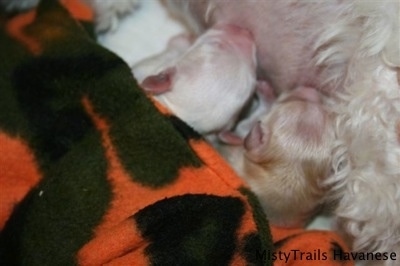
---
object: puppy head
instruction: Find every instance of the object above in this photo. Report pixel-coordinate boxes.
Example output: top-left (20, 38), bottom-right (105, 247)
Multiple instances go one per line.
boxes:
top-left (241, 87), bottom-right (335, 227)
top-left (141, 25), bottom-right (257, 134)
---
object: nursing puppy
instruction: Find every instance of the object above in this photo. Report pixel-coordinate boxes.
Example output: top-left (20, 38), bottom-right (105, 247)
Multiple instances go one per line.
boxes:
top-left (6, 0), bottom-right (399, 260)
top-left (161, 0), bottom-right (358, 94)
top-left (163, 0), bottom-right (400, 260)
top-left (138, 24), bottom-right (258, 135)
top-left (220, 86), bottom-right (335, 228)
top-left (1, 0), bottom-right (258, 137)
top-left (88, 0), bottom-right (400, 260)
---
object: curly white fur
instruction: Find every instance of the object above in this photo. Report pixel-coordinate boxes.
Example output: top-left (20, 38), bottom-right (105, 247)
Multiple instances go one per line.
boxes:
top-left (317, 0), bottom-right (400, 262)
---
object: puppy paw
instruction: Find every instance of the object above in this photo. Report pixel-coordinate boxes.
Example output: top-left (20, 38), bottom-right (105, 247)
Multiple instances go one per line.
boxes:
top-left (85, 0), bottom-right (141, 32)
top-left (0, 0), bottom-right (39, 12)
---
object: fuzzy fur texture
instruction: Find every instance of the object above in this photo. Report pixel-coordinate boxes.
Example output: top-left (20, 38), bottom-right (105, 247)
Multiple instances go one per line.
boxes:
top-left (161, 0), bottom-right (400, 259)
top-left (316, 0), bottom-right (400, 262)
top-left (3, 0), bottom-right (399, 262)
top-left (136, 25), bottom-right (258, 135)
top-left (220, 86), bottom-right (336, 228)
top-left (89, 0), bottom-right (400, 258)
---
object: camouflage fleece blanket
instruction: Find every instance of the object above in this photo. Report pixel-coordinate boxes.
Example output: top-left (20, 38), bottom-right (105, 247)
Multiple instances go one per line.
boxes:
top-left (0, 0), bottom-right (354, 265)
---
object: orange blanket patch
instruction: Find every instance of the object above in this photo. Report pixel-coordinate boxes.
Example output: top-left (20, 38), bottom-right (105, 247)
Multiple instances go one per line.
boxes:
top-left (0, 132), bottom-right (42, 230)
top-left (0, 1), bottom-right (354, 265)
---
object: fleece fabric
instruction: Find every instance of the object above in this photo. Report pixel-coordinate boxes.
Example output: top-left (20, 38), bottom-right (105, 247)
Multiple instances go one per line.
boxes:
top-left (0, 0), bottom-right (354, 265)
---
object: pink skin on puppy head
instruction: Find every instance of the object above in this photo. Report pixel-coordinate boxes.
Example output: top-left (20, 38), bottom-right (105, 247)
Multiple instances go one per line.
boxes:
top-left (139, 24), bottom-right (258, 135)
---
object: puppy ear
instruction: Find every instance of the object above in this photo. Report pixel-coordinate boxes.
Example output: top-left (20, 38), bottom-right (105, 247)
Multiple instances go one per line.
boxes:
top-left (140, 67), bottom-right (176, 94)
top-left (244, 122), bottom-right (271, 162)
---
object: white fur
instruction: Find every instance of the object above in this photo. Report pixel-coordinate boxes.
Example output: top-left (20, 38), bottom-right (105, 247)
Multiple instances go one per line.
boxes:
top-left (97, 0), bottom-right (186, 67)
top-left (220, 87), bottom-right (336, 227)
top-left (144, 26), bottom-right (257, 135)
top-left (316, 0), bottom-right (400, 263)
top-left (159, 0), bottom-right (400, 261)
top-left (11, 0), bottom-right (398, 261)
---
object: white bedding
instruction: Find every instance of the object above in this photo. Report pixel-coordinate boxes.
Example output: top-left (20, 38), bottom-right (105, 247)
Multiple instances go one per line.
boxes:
top-left (97, 0), bottom-right (186, 68)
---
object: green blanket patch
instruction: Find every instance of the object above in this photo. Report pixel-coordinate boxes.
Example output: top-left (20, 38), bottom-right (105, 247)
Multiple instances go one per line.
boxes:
top-left (0, 0), bottom-right (273, 265)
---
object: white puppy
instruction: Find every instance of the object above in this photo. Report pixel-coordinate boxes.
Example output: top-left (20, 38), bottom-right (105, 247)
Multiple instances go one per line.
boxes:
top-left (137, 24), bottom-right (258, 135)
top-left (94, 1), bottom-right (400, 262)
top-left (162, 1), bottom-right (400, 262)
top-left (5, 0), bottom-right (399, 262)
